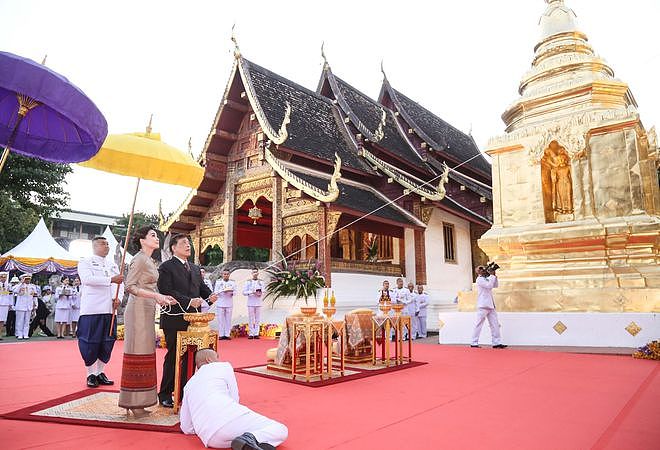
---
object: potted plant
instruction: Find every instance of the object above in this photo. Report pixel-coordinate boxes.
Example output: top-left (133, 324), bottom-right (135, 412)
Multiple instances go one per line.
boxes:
top-left (265, 257), bottom-right (326, 316)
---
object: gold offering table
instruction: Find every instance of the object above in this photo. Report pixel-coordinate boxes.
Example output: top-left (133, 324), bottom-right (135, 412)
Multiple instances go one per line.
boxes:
top-left (267, 307), bottom-right (346, 382)
top-left (173, 313), bottom-right (218, 413)
top-left (371, 302), bottom-right (412, 366)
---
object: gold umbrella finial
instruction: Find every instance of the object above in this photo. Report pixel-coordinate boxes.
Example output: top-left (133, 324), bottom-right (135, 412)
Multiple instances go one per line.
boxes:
top-left (41, 54), bottom-right (48, 65)
top-left (231, 23), bottom-right (241, 58)
top-left (146, 114), bottom-right (153, 135)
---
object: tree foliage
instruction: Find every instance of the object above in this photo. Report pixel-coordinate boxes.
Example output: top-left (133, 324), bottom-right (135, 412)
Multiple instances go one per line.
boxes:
top-left (114, 212), bottom-right (160, 255)
top-left (0, 153), bottom-right (72, 252)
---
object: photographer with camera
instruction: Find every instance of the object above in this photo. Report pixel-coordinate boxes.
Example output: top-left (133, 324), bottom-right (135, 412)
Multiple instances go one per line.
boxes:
top-left (470, 263), bottom-right (507, 349)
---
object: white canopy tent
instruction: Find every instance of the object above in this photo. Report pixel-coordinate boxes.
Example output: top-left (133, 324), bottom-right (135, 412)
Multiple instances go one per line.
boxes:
top-left (0, 218), bottom-right (78, 274)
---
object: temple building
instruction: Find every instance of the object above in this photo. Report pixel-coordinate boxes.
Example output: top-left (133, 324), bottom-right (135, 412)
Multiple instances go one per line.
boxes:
top-left (445, 0), bottom-right (660, 347)
top-left (162, 42), bottom-right (493, 321)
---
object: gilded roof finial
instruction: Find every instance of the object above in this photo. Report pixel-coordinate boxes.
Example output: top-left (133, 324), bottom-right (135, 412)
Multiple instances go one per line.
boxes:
top-left (321, 41), bottom-right (328, 67)
top-left (41, 54), bottom-right (47, 65)
top-left (146, 114), bottom-right (153, 135)
top-left (231, 24), bottom-right (241, 58)
top-left (380, 59), bottom-right (388, 81)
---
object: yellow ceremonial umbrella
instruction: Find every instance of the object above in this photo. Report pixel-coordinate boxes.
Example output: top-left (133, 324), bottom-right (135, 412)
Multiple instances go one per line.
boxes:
top-left (79, 119), bottom-right (204, 331)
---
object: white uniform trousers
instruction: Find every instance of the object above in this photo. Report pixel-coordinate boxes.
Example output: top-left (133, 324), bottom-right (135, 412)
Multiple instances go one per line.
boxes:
top-left (207, 410), bottom-right (288, 449)
top-left (471, 307), bottom-right (501, 346)
top-left (410, 314), bottom-right (420, 339)
top-left (217, 306), bottom-right (233, 338)
top-left (417, 315), bottom-right (428, 338)
top-left (15, 310), bottom-right (31, 338)
top-left (247, 306), bottom-right (261, 337)
top-left (0, 305), bottom-right (9, 322)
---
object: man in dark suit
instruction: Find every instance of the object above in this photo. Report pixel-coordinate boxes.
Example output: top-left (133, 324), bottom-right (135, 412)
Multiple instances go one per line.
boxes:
top-left (157, 234), bottom-right (217, 408)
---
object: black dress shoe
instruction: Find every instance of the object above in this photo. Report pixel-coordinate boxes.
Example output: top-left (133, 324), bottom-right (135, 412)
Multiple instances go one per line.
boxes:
top-left (160, 398), bottom-right (174, 408)
top-left (493, 344), bottom-right (508, 349)
top-left (248, 336), bottom-right (253, 340)
top-left (253, 336), bottom-right (260, 340)
top-left (231, 432), bottom-right (261, 450)
top-left (87, 374), bottom-right (99, 388)
top-left (97, 373), bottom-right (114, 385)
top-left (470, 344), bottom-right (480, 348)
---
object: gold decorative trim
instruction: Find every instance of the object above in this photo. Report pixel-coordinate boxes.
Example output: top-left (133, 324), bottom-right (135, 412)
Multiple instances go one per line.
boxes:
top-left (421, 207), bottom-right (433, 225)
top-left (361, 148), bottom-right (448, 200)
top-left (283, 224), bottom-right (319, 246)
top-left (553, 321), bottom-right (567, 335)
top-left (200, 235), bottom-right (225, 253)
top-left (265, 146), bottom-right (341, 203)
top-left (326, 211), bottom-right (342, 242)
top-left (235, 187), bottom-right (273, 209)
top-left (238, 59), bottom-right (291, 145)
top-left (625, 321), bottom-right (641, 337)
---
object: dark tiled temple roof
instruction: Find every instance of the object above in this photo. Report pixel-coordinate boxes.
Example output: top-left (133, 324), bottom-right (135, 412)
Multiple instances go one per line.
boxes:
top-left (290, 170), bottom-right (418, 226)
top-left (390, 87), bottom-right (492, 177)
top-left (332, 76), bottom-right (426, 165)
top-left (242, 60), bottom-right (370, 172)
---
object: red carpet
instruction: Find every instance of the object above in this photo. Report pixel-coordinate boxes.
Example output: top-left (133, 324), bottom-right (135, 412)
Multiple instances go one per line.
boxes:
top-left (0, 338), bottom-right (658, 449)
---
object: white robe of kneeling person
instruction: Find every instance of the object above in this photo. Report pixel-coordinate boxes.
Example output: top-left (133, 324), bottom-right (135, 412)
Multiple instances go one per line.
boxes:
top-left (180, 359), bottom-right (288, 449)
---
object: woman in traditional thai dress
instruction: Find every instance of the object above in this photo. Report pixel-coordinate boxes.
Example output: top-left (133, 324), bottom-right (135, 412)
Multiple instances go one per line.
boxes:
top-left (54, 277), bottom-right (72, 339)
top-left (118, 226), bottom-right (175, 417)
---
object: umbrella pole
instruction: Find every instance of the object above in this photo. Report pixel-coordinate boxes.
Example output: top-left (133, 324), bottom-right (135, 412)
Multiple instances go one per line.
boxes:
top-left (109, 177), bottom-right (141, 335)
top-left (0, 114), bottom-right (27, 174)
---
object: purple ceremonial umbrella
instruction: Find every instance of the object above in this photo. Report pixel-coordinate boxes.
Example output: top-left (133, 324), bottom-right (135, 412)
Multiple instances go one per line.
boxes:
top-left (0, 51), bottom-right (108, 172)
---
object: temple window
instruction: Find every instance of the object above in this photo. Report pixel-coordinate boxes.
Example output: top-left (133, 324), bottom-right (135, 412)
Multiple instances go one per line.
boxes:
top-left (443, 223), bottom-right (457, 264)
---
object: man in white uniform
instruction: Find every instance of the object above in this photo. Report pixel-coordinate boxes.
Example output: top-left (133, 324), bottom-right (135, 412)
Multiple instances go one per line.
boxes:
top-left (243, 268), bottom-right (264, 340)
top-left (470, 265), bottom-right (507, 349)
top-left (405, 282), bottom-right (418, 339)
top-left (413, 285), bottom-right (429, 338)
top-left (392, 278), bottom-right (411, 340)
top-left (77, 236), bottom-right (125, 387)
top-left (214, 270), bottom-right (236, 340)
top-left (180, 349), bottom-right (288, 449)
top-left (0, 272), bottom-right (12, 340)
top-left (12, 274), bottom-right (37, 339)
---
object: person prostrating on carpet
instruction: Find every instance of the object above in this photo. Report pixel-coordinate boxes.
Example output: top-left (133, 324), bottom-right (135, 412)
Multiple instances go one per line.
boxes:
top-left (118, 226), bottom-right (176, 417)
top-left (157, 233), bottom-right (217, 409)
top-left (76, 236), bottom-right (124, 388)
top-left (180, 349), bottom-right (288, 449)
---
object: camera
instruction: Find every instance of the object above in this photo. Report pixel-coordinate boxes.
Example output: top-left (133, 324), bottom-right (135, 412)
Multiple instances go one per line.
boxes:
top-left (486, 262), bottom-right (500, 273)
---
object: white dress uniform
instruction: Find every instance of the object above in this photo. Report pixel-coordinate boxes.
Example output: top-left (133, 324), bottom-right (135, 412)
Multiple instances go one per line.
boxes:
top-left (0, 277), bottom-right (12, 322)
top-left (77, 255), bottom-right (124, 369)
top-left (70, 285), bottom-right (81, 323)
top-left (12, 281), bottom-right (37, 338)
top-left (392, 287), bottom-right (412, 339)
top-left (180, 361), bottom-right (288, 448)
top-left (471, 275), bottom-right (502, 346)
top-left (242, 279), bottom-right (264, 337)
top-left (54, 285), bottom-right (72, 324)
top-left (213, 279), bottom-right (236, 338)
top-left (413, 292), bottom-right (429, 338)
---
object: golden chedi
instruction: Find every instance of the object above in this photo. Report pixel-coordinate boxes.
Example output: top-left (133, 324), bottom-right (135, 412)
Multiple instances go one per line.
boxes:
top-left (474, 0), bottom-right (660, 313)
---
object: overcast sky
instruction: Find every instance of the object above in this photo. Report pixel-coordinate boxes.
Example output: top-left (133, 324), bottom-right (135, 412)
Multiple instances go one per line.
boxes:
top-left (2, 0), bottom-right (658, 218)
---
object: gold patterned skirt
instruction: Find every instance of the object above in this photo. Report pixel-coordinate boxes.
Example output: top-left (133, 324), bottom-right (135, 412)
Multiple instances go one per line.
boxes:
top-left (118, 296), bottom-right (157, 409)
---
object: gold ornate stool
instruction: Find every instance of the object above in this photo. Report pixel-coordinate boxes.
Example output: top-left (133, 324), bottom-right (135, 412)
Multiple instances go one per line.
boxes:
top-left (291, 315), bottom-right (326, 382)
top-left (371, 315), bottom-right (392, 366)
top-left (173, 313), bottom-right (218, 413)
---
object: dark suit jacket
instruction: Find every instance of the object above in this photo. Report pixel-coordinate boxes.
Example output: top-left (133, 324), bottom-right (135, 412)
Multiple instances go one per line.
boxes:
top-left (157, 258), bottom-right (212, 331)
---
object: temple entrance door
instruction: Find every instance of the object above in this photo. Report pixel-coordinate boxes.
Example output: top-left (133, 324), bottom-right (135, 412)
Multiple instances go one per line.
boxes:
top-left (234, 196), bottom-right (273, 261)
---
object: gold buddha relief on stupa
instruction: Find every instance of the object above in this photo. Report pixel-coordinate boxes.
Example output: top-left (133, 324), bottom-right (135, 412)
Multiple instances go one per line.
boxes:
top-left (468, 0), bottom-right (660, 312)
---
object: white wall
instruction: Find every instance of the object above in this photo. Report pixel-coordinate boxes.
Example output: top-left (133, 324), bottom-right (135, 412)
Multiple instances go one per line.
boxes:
top-left (423, 208), bottom-right (473, 303)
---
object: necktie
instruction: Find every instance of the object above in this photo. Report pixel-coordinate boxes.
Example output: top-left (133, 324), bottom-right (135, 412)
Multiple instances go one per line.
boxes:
top-left (183, 260), bottom-right (191, 272)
